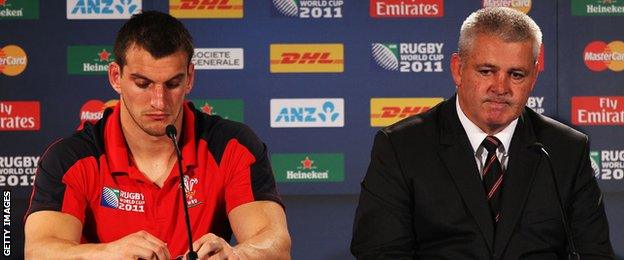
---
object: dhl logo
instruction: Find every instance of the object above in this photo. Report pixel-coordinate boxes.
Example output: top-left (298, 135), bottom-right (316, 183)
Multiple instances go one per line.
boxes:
top-left (270, 44), bottom-right (344, 73)
top-left (169, 0), bottom-right (243, 18)
top-left (370, 98), bottom-right (443, 127)
top-left (373, 106), bottom-right (431, 118)
top-left (278, 52), bottom-right (341, 64)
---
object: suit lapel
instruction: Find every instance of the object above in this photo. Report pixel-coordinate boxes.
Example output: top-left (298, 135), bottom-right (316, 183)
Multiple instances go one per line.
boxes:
top-left (437, 97), bottom-right (494, 251)
top-left (493, 111), bottom-right (541, 256)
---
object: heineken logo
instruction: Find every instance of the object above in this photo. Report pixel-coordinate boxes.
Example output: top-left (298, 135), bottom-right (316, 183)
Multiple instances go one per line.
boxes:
top-left (191, 99), bottom-right (244, 123)
top-left (0, 0), bottom-right (39, 20)
top-left (67, 45), bottom-right (115, 75)
top-left (271, 153), bottom-right (344, 182)
top-left (572, 0), bottom-right (624, 16)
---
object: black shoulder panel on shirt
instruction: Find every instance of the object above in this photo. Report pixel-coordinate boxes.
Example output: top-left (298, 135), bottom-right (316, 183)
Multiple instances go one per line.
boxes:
top-left (190, 103), bottom-right (264, 165)
top-left (26, 109), bottom-right (109, 216)
top-left (190, 103), bottom-right (283, 208)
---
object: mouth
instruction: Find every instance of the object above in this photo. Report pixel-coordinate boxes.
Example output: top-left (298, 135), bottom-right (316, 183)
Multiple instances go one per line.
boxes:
top-left (144, 113), bottom-right (170, 121)
top-left (484, 100), bottom-right (510, 109)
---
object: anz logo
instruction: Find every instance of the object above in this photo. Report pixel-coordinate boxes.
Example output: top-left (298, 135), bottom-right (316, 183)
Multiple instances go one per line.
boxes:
top-left (271, 98), bottom-right (344, 128)
top-left (67, 0), bottom-right (141, 19)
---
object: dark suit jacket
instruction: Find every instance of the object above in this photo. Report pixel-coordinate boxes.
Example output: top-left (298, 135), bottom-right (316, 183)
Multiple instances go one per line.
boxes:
top-left (351, 96), bottom-right (614, 259)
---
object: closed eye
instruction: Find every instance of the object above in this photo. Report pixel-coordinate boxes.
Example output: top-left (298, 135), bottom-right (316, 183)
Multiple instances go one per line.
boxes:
top-left (479, 69), bottom-right (494, 76)
top-left (509, 71), bottom-right (526, 80)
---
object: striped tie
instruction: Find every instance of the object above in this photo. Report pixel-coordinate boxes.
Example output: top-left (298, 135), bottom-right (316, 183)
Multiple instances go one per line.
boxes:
top-left (481, 136), bottom-right (504, 224)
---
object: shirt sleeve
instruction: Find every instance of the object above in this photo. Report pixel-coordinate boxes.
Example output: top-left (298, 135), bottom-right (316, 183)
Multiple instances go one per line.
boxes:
top-left (25, 138), bottom-right (90, 224)
top-left (219, 124), bottom-right (283, 214)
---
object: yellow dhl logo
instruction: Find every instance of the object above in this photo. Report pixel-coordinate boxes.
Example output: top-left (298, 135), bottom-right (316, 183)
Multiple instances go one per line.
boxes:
top-left (169, 0), bottom-right (243, 18)
top-left (370, 98), bottom-right (443, 127)
top-left (270, 44), bottom-right (344, 73)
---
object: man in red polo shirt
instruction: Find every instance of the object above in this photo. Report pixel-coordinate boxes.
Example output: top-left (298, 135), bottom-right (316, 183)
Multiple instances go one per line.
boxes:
top-left (24, 11), bottom-right (291, 259)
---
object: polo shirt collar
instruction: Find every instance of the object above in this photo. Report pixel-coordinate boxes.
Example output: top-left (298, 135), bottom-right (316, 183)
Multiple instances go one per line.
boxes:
top-left (104, 102), bottom-right (197, 175)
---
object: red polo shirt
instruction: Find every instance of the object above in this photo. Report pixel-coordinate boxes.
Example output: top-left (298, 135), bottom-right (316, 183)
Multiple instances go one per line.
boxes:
top-left (26, 102), bottom-right (282, 258)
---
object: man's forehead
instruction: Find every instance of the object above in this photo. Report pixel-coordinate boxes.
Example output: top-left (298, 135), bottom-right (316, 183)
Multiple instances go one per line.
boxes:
top-left (122, 50), bottom-right (189, 81)
top-left (465, 38), bottom-right (534, 64)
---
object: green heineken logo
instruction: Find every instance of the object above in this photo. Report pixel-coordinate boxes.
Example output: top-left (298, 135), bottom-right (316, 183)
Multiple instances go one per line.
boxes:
top-left (572, 0), bottom-right (624, 16)
top-left (590, 151), bottom-right (601, 178)
top-left (67, 46), bottom-right (114, 75)
top-left (0, 0), bottom-right (39, 20)
top-left (191, 99), bottom-right (244, 123)
top-left (271, 153), bottom-right (344, 183)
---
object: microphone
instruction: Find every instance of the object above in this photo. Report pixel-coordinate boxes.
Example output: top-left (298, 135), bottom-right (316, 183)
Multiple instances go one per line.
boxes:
top-left (166, 125), bottom-right (198, 260)
top-left (531, 142), bottom-right (579, 260)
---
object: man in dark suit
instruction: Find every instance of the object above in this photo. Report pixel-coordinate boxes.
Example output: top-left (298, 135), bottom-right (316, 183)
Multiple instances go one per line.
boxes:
top-left (351, 7), bottom-right (614, 259)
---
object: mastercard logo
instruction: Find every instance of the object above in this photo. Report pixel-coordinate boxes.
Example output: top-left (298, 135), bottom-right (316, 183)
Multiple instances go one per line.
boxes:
top-left (77, 99), bottom-right (118, 130)
top-left (583, 41), bottom-right (624, 72)
top-left (0, 45), bottom-right (28, 76)
top-left (482, 0), bottom-right (532, 14)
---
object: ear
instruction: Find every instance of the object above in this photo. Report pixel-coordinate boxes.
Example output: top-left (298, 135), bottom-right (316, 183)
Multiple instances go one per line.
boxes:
top-left (450, 53), bottom-right (463, 87)
top-left (185, 62), bottom-right (195, 94)
top-left (108, 62), bottom-right (122, 94)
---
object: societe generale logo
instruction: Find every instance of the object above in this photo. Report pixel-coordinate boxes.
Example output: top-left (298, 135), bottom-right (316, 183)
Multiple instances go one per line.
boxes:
top-left (583, 41), bottom-right (624, 72)
top-left (370, 0), bottom-right (444, 18)
top-left (78, 99), bottom-right (118, 130)
top-left (0, 101), bottom-right (40, 131)
top-left (370, 97), bottom-right (443, 127)
top-left (571, 96), bottom-right (624, 125)
top-left (0, 45), bottom-right (27, 76)
top-left (482, 0), bottom-right (532, 14)
top-left (169, 0), bottom-right (243, 18)
top-left (270, 44), bottom-right (344, 73)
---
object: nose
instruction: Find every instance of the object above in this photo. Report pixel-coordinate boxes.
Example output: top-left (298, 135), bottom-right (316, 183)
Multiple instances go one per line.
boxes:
top-left (150, 84), bottom-right (166, 110)
top-left (490, 73), bottom-right (511, 95)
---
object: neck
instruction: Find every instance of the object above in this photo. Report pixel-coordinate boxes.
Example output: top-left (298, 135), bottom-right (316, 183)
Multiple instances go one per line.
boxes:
top-left (118, 103), bottom-right (185, 181)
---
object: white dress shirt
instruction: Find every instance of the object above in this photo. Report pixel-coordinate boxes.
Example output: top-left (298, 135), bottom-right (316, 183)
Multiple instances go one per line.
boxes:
top-left (456, 97), bottom-right (518, 178)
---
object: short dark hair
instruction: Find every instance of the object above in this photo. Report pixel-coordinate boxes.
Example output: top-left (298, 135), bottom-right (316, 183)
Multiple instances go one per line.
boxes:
top-left (113, 10), bottom-right (194, 70)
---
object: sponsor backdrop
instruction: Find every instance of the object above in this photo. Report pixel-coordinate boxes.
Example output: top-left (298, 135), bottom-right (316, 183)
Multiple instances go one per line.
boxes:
top-left (1, 0), bottom-right (623, 258)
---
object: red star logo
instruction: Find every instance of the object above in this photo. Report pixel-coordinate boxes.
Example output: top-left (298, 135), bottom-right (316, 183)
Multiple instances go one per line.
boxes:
top-left (98, 49), bottom-right (111, 62)
top-left (0, 0), bottom-right (6, 6)
top-left (301, 156), bottom-right (314, 169)
top-left (201, 103), bottom-right (213, 115)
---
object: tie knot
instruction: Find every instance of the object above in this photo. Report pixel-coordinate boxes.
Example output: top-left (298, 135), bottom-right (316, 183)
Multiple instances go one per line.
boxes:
top-left (482, 136), bottom-right (501, 153)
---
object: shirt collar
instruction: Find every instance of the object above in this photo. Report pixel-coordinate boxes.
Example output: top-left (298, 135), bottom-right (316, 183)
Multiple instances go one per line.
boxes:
top-left (455, 96), bottom-right (517, 155)
top-left (104, 101), bottom-right (197, 174)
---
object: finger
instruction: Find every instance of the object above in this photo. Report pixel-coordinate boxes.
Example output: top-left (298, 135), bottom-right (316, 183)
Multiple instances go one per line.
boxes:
top-left (197, 239), bottom-right (223, 259)
top-left (133, 232), bottom-right (170, 260)
top-left (192, 233), bottom-right (217, 251)
top-left (207, 247), bottom-right (236, 260)
top-left (128, 232), bottom-right (171, 259)
top-left (127, 243), bottom-right (158, 260)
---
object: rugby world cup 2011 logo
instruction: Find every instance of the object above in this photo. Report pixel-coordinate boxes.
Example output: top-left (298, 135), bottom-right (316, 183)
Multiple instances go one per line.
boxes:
top-left (372, 43), bottom-right (399, 71)
top-left (372, 42), bottom-right (444, 73)
top-left (100, 187), bottom-right (145, 212)
top-left (273, 0), bottom-right (343, 18)
top-left (590, 151), bottom-right (601, 178)
top-left (273, 0), bottom-right (298, 17)
top-left (591, 150), bottom-right (624, 181)
top-left (101, 187), bottom-right (120, 209)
